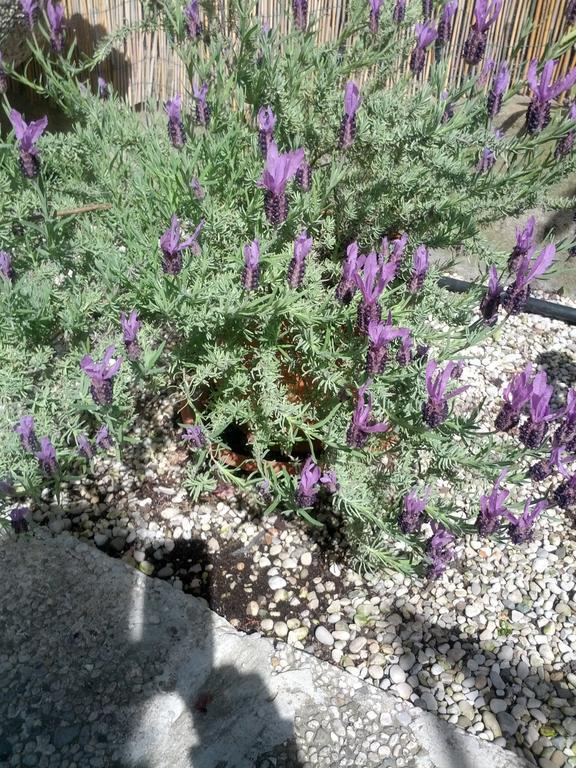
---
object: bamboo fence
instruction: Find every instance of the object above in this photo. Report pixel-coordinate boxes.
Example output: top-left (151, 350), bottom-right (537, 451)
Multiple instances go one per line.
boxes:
top-left (49, 0), bottom-right (576, 106)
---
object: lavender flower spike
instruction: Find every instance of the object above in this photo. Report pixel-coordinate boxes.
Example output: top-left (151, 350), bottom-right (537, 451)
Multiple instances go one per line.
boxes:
top-left (76, 434), bottom-right (93, 459)
top-left (339, 81), bottom-right (361, 150)
top-left (80, 346), bottom-right (122, 406)
top-left (257, 141), bottom-right (304, 226)
top-left (292, 0), bottom-right (308, 31)
top-left (296, 157), bottom-right (312, 191)
top-left (422, 360), bottom-right (468, 428)
top-left (287, 230), bottom-right (313, 289)
top-left (369, 0), bottom-right (385, 34)
top-left (554, 473), bottom-right (576, 510)
top-left (335, 241), bottom-right (361, 304)
top-left (502, 243), bottom-right (555, 315)
top-left (20, 0), bottom-right (38, 27)
top-left (426, 522), bottom-right (456, 580)
top-left (0, 52), bottom-right (8, 94)
top-left (422, 0), bottom-right (432, 19)
top-left (409, 245), bottom-right (429, 293)
top-left (46, 0), bottom-right (65, 53)
top-left (257, 106), bottom-right (276, 157)
top-left (355, 251), bottom-right (396, 332)
top-left (507, 499), bottom-right (547, 544)
top-left (476, 470), bottom-right (509, 536)
top-left (526, 59), bottom-right (576, 135)
top-left (0, 250), bottom-right (13, 282)
top-left (519, 370), bottom-right (555, 448)
top-left (487, 61), bottom-right (510, 119)
top-left (8, 109), bottom-right (48, 179)
top-left (554, 389), bottom-right (576, 449)
top-left (159, 214), bottom-right (205, 275)
top-left (182, 425), bottom-right (208, 449)
top-left (184, 0), bottom-right (203, 39)
top-left (479, 265), bottom-right (502, 325)
top-left (346, 383), bottom-right (390, 448)
top-left (410, 23), bottom-right (438, 77)
top-left (95, 425), bottom-right (114, 451)
top-left (568, 0), bottom-right (576, 25)
top-left (438, 1), bottom-right (458, 46)
top-left (296, 456), bottom-right (321, 507)
top-left (555, 103), bottom-right (576, 160)
top-left (193, 80), bottom-right (211, 126)
top-left (529, 434), bottom-right (573, 482)
top-left (392, 0), bottom-right (406, 23)
top-left (97, 76), bottom-right (109, 99)
top-left (243, 239), bottom-right (260, 291)
top-left (120, 309), bottom-right (142, 360)
top-left (36, 437), bottom-right (58, 475)
top-left (476, 58), bottom-right (495, 89)
top-left (10, 506), bottom-right (29, 534)
top-left (320, 470), bottom-right (339, 494)
top-left (507, 216), bottom-right (536, 273)
top-left (165, 94), bottom-right (186, 149)
top-left (399, 487), bottom-right (430, 534)
top-left (14, 415), bottom-right (38, 453)
top-left (476, 147), bottom-right (496, 174)
top-left (366, 314), bottom-right (408, 375)
top-left (463, 0), bottom-right (503, 66)
top-left (494, 363), bottom-right (533, 431)
top-left (190, 176), bottom-right (205, 199)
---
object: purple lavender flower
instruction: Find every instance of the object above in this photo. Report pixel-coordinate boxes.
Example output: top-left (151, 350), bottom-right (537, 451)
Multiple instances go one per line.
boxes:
top-left (568, 0), bottom-right (576, 25)
top-left (476, 470), bottom-right (509, 536)
top-left (20, 0), bottom-right (38, 27)
top-left (425, 522), bottom-right (456, 579)
top-left (292, 0), bottom-right (308, 31)
top-left (397, 332), bottom-right (414, 365)
top-left (369, 0), bottom-right (385, 33)
top-left (476, 57), bottom-right (495, 89)
top-left (97, 76), bottom-right (109, 99)
top-left (296, 456), bottom-right (321, 507)
top-left (392, 0), bottom-right (406, 23)
top-left (355, 251), bottom-right (396, 332)
top-left (36, 436), bottom-right (58, 475)
top-left (440, 90), bottom-right (455, 123)
top-left (462, 0), bottom-right (503, 66)
top-left (387, 232), bottom-right (409, 272)
top-left (95, 425), bottom-right (114, 451)
top-left (159, 214), bottom-right (205, 275)
top-left (258, 479), bottom-right (272, 503)
top-left (410, 23), bottom-right (438, 77)
top-left (553, 474), bottom-right (576, 510)
top-left (487, 61), bottom-right (510, 119)
top-left (182, 425), bottom-right (208, 448)
top-left (507, 499), bottom-right (547, 544)
top-left (526, 59), bottom-right (576, 135)
top-left (494, 363), bottom-right (533, 431)
top-left (184, 0), bottom-right (203, 39)
top-left (502, 243), bottom-right (555, 314)
top-left (366, 314), bottom-right (408, 375)
top-left (46, 0), bottom-right (65, 53)
top-left (10, 506), bottom-right (29, 534)
top-left (422, 0), bottom-right (432, 18)
top-left (80, 346), bottom-right (122, 406)
top-left (479, 265), bottom-right (502, 325)
top-left (554, 389), bottom-right (576, 448)
top-left (338, 81), bottom-right (361, 150)
top-left (165, 95), bottom-right (186, 149)
top-left (193, 81), bottom-right (211, 126)
top-left (346, 383), bottom-right (390, 448)
top-left (0, 250), bottom-right (13, 282)
top-left (0, 478), bottom-right (15, 496)
top-left (242, 239), bottom-right (260, 291)
top-left (422, 360), bottom-right (468, 428)
top-left (399, 487), bottom-right (430, 534)
top-left (120, 309), bottom-right (142, 361)
top-left (409, 245), bottom-right (429, 293)
top-left (8, 109), bottom-right (48, 179)
top-left (507, 216), bottom-right (536, 273)
top-left (518, 371), bottom-right (555, 448)
top-left (476, 147), bottom-right (495, 173)
top-left (335, 241), bottom-right (361, 304)
top-left (257, 142), bottom-right (304, 226)
top-left (190, 176), bottom-right (205, 199)
top-left (76, 434), bottom-right (93, 459)
top-left (529, 435), bottom-right (572, 482)
top-left (14, 415), bottom-right (38, 453)
top-left (438, 1), bottom-right (458, 46)
top-left (319, 470), bottom-right (339, 494)
top-left (296, 158), bottom-right (312, 191)
top-left (257, 106), bottom-right (276, 157)
top-left (0, 52), bottom-right (7, 94)
top-left (555, 103), bottom-right (576, 160)
top-left (287, 230), bottom-right (313, 289)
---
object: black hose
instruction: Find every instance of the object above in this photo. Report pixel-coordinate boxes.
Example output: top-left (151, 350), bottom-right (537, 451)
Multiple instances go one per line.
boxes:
top-left (438, 276), bottom-right (576, 326)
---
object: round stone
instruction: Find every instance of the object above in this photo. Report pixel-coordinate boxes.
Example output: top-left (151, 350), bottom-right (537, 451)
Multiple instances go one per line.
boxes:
top-left (399, 652), bottom-right (416, 672)
top-left (393, 682), bottom-right (412, 700)
top-left (349, 637), bottom-right (367, 654)
top-left (389, 665), bottom-right (406, 684)
top-left (274, 621), bottom-right (288, 637)
top-left (268, 576), bottom-right (287, 590)
top-left (261, 619), bottom-right (274, 632)
top-left (300, 552), bottom-right (312, 566)
top-left (315, 626), bottom-right (334, 646)
top-left (496, 711), bottom-right (518, 736)
top-left (369, 665), bottom-right (384, 680)
top-left (246, 601), bottom-right (259, 617)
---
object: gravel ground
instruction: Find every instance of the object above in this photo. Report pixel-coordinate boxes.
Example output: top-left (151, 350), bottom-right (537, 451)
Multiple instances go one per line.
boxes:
top-left (8, 287), bottom-right (576, 768)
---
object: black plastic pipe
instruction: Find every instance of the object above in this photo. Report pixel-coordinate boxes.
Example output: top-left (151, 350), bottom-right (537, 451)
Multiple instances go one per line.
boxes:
top-left (438, 276), bottom-right (576, 326)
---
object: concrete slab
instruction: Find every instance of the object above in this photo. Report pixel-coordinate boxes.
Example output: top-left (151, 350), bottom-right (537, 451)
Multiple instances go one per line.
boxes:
top-left (0, 532), bottom-right (530, 767)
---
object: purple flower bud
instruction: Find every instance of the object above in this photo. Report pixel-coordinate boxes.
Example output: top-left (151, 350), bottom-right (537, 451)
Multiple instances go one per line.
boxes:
top-left (76, 434), bottom-right (93, 459)
top-left (257, 106), bottom-right (276, 157)
top-left (554, 389), bottom-right (576, 447)
top-left (287, 230), bottom-right (313, 289)
top-left (366, 314), bottom-right (408, 375)
top-left (553, 474), bottom-right (576, 510)
top-left (502, 243), bottom-right (555, 315)
top-left (526, 59), bottom-right (576, 135)
top-left (0, 250), bottom-right (13, 281)
top-left (258, 479), bottom-right (272, 503)
top-left (165, 95), bottom-right (186, 149)
top-left (296, 456), bottom-right (321, 507)
top-left (159, 214), bottom-right (205, 275)
top-left (369, 0), bottom-right (385, 33)
top-left (319, 470), bottom-right (339, 494)
top-left (0, 52), bottom-right (8, 94)
top-left (335, 242), bottom-right (361, 304)
top-left (258, 142), bottom-right (304, 226)
top-left (476, 147), bottom-right (496, 173)
top-left (20, 0), bottom-right (38, 27)
top-left (120, 310), bottom-right (142, 361)
top-left (438, 1), bottom-right (458, 46)
top-left (518, 371), bottom-right (555, 448)
top-left (242, 239), bottom-right (260, 291)
top-left (554, 103), bottom-right (576, 159)
top-left (487, 61), bottom-right (510, 119)
top-left (36, 436), bottom-right (58, 475)
top-left (292, 0), bottom-right (308, 31)
top-left (462, 0), bottom-right (502, 65)
top-left (410, 23), bottom-right (438, 76)
top-left (399, 487), bottom-right (430, 534)
top-left (409, 245), bottom-right (429, 293)
top-left (476, 470), bottom-right (509, 536)
top-left (46, 0), bottom-right (65, 53)
top-left (97, 76), bottom-right (109, 99)
top-left (425, 522), bottom-right (456, 579)
top-left (422, 360), bottom-right (468, 428)
top-left (190, 176), bottom-right (205, 199)
top-left (495, 363), bottom-right (533, 431)
top-left (14, 415), bottom-right (38, 453)
top-left (8, 109), bottom-right (48, 179)
top-left (95, 425), bottom-right (114, 451)
top-left (422, 0), bottom-right (432, 18)
top-left (480, 265), bottom-right (502, 325)
top-left (346, 382), bottom-right (390, 448)
top-left (182, 425), bottom-right (207, 449)
top-left (568, 0), bottom-right (576, 25)
top-left (193, 80), bottom-right (211, 127)
top-left (355, 252), bottom-right (396, 332)
top-left (184, 0), bottom-right (203, 39)
top-left (507, 499), bottom-right (547, 544)
top-left (397, 333), bottom-right (413, 365)
top-left (10, 506), bottom-right (29, 534)
top-left (392, 0), bottom-right (406, 23)
top-left (296, 159), bottom-right (312, 191)
top-left (338, 81), bottom-right (361, 150)
top-left (507, 216), bottom-right (536, 273)
top-left (0, 477), bottom-right (15, 496)
top-left (80, 346), bottom-right (122, 406)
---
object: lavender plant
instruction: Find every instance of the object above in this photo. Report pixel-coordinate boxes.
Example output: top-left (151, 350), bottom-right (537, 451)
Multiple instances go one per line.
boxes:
top-left (2, 0), bottom-right (576, 576)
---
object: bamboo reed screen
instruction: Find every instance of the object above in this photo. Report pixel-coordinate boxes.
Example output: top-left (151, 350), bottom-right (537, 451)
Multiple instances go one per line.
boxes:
top-left (57, 0), bottom-right (576, 107)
